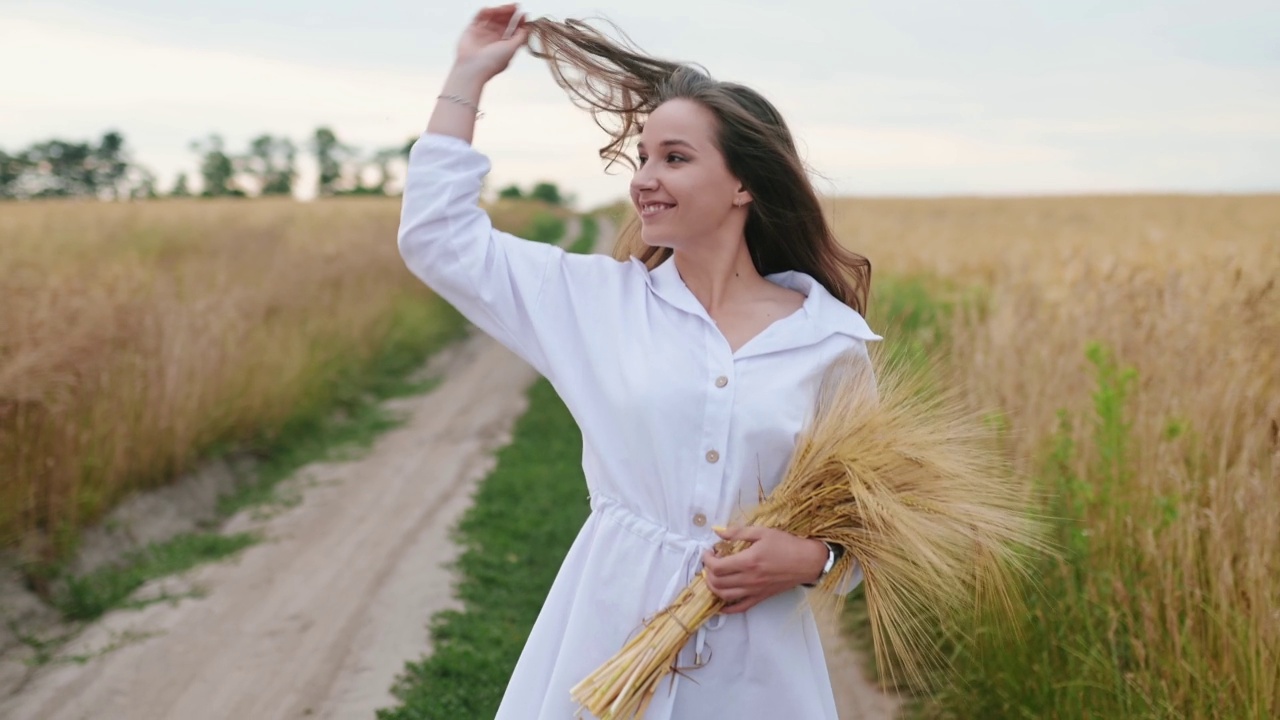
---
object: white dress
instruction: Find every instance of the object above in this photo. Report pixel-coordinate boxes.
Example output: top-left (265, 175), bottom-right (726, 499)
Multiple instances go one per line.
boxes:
top-left (398, 133), bottom-right (881, 720)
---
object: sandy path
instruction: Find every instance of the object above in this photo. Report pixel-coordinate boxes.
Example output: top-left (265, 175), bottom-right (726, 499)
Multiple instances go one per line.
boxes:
top-left (0, 328), bottom-right (542, 720)
top-left (0, 222), bottom-right (592, 719)
top-left (820, 609), bottom-right (902, 720)
top-left (1, 215), bottom-right (893, 720)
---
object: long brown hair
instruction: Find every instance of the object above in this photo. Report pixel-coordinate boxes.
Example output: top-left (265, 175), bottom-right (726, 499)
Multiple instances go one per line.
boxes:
top-left (525, 17), bottom-right (872, 315)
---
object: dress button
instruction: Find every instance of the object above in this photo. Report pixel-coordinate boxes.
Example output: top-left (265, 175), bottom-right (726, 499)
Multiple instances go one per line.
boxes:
top-left (715, 376), bottom-right (728, 388)
top-left (705, 449), bottom-right (720, 463)
top-left (693, 513), bottom-right (707, 527)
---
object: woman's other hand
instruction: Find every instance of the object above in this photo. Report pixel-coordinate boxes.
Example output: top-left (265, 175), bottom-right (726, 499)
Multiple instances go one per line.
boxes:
top-left (700, 525), bottom-right (828, 614)
top-left (455, 4), bottom-right (529, 80)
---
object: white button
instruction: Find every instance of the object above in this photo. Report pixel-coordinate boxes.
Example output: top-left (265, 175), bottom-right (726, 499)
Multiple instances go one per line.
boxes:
top-left (693, 513), bottom-right (707, 527)
top-left (715, 376), bottom-right (728, 388)
top-left (705, 449), bottom-right (720, 463)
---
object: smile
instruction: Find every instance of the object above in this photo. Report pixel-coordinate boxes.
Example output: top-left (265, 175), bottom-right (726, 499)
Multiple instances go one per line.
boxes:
top-left (640, 203), bottom-right (675, 218)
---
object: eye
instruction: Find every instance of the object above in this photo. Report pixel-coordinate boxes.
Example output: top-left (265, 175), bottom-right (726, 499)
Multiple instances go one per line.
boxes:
top-left (635, 153), bottom-right (687, 167)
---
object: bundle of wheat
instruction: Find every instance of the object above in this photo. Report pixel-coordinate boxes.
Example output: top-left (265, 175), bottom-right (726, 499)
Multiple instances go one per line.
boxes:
top-left (571, 349), bottom-right (1047, 719)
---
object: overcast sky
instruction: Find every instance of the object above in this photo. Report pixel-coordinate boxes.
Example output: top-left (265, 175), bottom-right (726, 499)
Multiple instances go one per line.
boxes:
top-left (3, 0), bottom-right (1278, 206)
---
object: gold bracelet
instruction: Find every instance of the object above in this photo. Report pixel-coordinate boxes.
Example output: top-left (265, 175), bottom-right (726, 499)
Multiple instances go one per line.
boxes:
top-left (437, 94), bottom-right (484, 120)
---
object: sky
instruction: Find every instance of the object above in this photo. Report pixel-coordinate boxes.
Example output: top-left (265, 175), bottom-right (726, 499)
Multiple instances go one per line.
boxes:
top-left (3, 0), bottom-right (1278, 207)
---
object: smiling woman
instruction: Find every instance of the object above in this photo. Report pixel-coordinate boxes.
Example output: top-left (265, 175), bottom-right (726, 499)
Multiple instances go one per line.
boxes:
top-left (401, 5), bottom-right (885, 720)
top-left (525, 19), bottom-right (873, 318)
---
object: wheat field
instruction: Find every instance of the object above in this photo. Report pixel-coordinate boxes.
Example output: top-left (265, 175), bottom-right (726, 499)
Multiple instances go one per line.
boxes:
top-left (0, 197), bottom-right (555, 570)
top-left (2, 192), bottom-right (1275, 716)
top-left (829, 194), bottom-right (1280, 718)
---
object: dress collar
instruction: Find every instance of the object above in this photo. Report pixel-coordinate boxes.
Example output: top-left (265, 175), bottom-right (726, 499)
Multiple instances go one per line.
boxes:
top-left (630, 254), bottom-right (881, 359)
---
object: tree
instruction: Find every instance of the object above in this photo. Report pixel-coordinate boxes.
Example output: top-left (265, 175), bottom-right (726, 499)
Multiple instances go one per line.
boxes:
top-left (366, 147), bottom-right (403, 194)
top-left (0, 131), bottom-right (152, 200)
top-left (498, 184), bottom-right (523, 199)
top-left (343, 146), bottom-right (402, 195)
top-left (130, 166), bottom-right (157, 199)
top-left (170, 173), bottom-right (191, 197)
top-left (530, 181), bottom-right (563, 205)
top-left (0, 150), bottom-right (29, 199)
top-left (94, 130), bottom-right (131, 199)
top-left (243, 134), bottom-right (296, 196)
top-left (191, 135), bottom-right (243, 197)
top-left (24, 140), bottom-right (95, 197)
top-left (311, 127), bottom-right (356, 196)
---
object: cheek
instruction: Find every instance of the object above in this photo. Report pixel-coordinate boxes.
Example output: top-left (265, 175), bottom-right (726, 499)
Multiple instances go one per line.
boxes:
top-left (672, 176), bottom-right (721, 218)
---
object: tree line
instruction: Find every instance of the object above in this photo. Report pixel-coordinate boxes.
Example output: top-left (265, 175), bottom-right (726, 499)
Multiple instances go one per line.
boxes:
top-left (0, 128), bottom-right (567, 204)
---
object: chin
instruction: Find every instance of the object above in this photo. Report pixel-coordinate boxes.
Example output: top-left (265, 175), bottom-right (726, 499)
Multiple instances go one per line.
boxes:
top-left (638, 229), bottom-right (677, 251)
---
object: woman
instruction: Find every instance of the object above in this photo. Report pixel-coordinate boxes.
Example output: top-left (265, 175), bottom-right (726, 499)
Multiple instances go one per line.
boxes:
top-left (398, 5), bottom-right (879, 718)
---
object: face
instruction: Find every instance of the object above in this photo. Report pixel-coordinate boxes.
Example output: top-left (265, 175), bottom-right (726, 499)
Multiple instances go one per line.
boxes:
top-left (629, 98), bottom-right (751, 250)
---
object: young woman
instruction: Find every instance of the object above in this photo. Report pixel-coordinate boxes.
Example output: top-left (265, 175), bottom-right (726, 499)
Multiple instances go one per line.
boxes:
top-left (398, 5), bottom-right (879, 718)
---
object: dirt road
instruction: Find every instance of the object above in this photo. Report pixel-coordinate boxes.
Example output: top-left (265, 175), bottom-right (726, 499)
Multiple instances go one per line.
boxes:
top-left (0, 325), bottom-right (543, 720)
top-left (1, 217), bottom-right (894, 720)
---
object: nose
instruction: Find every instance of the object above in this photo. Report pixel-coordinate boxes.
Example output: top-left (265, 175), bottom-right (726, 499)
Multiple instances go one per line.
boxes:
top-left (630, 164), bottom-right (658, 195)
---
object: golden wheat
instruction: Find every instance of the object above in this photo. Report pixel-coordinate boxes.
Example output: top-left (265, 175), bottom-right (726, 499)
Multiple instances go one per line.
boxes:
top-left (829, 193), bottom-right (1280, 716)
top-left (0, 196), bottom-right (545, 568)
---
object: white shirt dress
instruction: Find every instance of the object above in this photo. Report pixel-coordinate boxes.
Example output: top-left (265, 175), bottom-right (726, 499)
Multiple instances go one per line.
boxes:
top-left (398, 133), bottom-right (881, 720)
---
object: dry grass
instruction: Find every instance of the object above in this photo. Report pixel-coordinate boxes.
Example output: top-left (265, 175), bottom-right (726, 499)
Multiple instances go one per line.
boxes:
top-left (0, 196), bottom-right (542, 572)
top-left (828, 194), bottom-right (1280, 718)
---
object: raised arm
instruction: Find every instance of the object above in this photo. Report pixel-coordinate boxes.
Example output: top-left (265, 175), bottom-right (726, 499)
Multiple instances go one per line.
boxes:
top-left (398, 5), bottom-right (632, 387)
top-left (427, 4), bottom-right (529, 144)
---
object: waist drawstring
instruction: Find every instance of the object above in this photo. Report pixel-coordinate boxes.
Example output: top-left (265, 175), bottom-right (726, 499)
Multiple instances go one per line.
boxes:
top-left (590, 495), bottom-right (728, 693)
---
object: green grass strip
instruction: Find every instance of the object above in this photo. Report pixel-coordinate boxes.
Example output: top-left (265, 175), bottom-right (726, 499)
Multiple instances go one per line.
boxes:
top-left (35, 211), bottom-right (597, 632)
top-left (39, 297), bottom-right (468, 626)
top-left (55, 532), bottom-right (258, 621)
top-left (568, 215), bottom-right (599, 254)
top-left (216, 301), bottom-right (468, 519)
top-left (378, 377), bottom-right (589, 719)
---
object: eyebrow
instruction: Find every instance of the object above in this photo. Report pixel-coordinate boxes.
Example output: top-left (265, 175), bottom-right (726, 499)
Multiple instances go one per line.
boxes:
top-left (636, 139), bottom-right (697, 151)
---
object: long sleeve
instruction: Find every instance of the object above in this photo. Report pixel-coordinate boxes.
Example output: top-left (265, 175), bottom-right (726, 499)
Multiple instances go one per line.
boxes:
top-left (397, 132), bottom-right (561, 377)
top-left (397, 133), bottom-right (637, 391)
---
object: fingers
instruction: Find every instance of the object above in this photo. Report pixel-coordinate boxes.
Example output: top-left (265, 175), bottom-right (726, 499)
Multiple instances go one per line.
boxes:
top-left (703, 569), bottom-right (748, 603)
top-left (700, 550), bottom-right (741, 584)
top-left (487, 4), bottom-right (520, 24)
top-left (702, 545), bottom-right (758, 578)
top-left (719, 596), bottom-right (761, 614)
top-left (473, 4), bottom-right (526, 46)
top-left (713, 524), bottom-right (767, 543)
top-left (473, 4), bottom-right (517, 29)
top-left (501, 9), bottom-right (524, 39)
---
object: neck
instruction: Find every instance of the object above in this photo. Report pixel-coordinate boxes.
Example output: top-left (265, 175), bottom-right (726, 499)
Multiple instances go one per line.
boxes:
top-left (671, 241), bottom-right (767, 315)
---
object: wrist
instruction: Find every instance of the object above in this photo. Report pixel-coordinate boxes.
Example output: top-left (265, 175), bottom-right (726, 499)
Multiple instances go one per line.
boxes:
top-left (446, 62), bottom-right (493, 91)
top-left (803, 538), bottom-right (831, 587)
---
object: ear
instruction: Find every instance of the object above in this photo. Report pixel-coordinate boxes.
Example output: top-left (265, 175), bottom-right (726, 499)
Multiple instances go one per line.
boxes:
top-left (732, 185), bottom-right (753, 208)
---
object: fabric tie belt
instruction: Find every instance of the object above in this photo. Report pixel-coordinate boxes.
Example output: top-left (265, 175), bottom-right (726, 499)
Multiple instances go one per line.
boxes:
top-left (588, 494), bottom-right (727, 684)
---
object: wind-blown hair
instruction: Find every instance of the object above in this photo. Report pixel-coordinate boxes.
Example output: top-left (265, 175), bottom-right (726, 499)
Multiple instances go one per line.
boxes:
top-left (524, 17), bottom-right (872, 315)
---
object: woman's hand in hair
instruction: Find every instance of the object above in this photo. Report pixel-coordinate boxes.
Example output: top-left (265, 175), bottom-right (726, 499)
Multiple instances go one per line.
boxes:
top-left (455, 4), bottom-right (530, 81)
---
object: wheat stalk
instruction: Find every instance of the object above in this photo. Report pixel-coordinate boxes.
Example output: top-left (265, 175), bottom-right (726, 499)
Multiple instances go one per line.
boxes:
top-left (571, 349), bottom-right (1047, 718)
